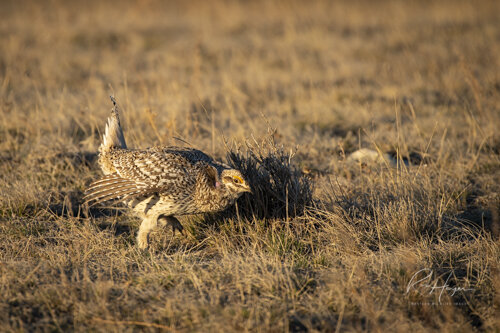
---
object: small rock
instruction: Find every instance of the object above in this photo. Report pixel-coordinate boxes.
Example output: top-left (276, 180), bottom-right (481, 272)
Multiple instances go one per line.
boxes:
top-left (347, 148), bottom-right (393, 165)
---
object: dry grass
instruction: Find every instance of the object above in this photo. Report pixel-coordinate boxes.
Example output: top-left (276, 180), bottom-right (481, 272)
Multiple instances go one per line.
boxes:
top-left (1, 0), bottom-right (499, 331)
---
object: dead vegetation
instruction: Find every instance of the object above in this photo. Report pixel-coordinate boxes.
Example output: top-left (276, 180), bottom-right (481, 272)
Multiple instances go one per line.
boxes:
top-left (0, 0), bottom-right (499, 331)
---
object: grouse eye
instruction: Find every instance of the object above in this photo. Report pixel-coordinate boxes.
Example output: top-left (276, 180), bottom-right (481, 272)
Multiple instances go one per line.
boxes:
top-left (233, 177), bottom-right (242, 184)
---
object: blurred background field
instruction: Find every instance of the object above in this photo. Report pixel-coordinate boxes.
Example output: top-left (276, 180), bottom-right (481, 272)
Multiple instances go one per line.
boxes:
top-left (0, 0), bottom-right (499, 331)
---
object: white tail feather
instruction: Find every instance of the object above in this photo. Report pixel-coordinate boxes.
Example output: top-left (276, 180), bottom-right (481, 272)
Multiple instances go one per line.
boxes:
top-left (99, 96), bottom-right (127, 153)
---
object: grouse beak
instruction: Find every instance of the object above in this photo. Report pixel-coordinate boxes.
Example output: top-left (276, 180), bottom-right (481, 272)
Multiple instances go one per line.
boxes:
top-left (243, 184), bottom-right (252, 194)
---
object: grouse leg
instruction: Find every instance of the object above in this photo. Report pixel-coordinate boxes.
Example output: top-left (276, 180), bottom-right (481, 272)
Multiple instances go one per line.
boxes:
top-left (158, 215), bottom-right (184, 235)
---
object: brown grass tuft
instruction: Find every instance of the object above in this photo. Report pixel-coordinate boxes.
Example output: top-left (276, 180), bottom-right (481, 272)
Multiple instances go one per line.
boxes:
top-left (225, 129), bottom-right (313, 220)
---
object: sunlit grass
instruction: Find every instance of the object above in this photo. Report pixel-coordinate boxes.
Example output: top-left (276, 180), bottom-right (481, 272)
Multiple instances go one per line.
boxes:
top-left (0, 0), bottom-right (499, 331)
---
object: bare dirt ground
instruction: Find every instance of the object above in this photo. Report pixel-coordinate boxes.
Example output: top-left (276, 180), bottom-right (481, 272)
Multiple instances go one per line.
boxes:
top-left (0, 0), bottom-right (499, 331)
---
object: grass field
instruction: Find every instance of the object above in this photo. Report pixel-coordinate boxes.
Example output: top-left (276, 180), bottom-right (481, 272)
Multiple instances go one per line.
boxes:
top-left (1, 0), bottom-right (499, 331)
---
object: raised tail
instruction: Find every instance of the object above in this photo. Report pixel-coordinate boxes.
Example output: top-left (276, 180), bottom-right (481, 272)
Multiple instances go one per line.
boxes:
top-left (100, 96), bottom-right (127, 154)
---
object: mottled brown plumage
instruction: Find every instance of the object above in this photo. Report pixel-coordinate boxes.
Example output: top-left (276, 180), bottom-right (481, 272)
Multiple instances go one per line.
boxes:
top-left (84, 97), bottom-right (251, 248)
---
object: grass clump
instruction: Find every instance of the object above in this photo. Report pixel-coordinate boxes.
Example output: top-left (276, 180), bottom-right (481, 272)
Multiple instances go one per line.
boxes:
top-left (225, 129), bottom-right (313, 220)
